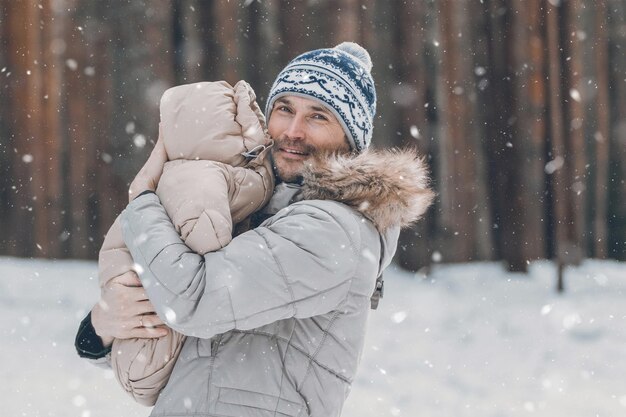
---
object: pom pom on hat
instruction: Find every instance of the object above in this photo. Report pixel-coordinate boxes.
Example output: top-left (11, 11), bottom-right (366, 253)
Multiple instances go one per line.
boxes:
top-left (265, 42), bottom-right (377, 153)
top-left (335, 41), bottom-right (373, 72)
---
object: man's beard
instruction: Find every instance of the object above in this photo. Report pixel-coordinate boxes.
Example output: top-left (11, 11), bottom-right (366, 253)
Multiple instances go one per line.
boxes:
top-left (270, 138), bottom-right (351, 184)
top-left (270, 139), bottom-right (316, 184)
top-left (269, 151), bottom-right (305, 185)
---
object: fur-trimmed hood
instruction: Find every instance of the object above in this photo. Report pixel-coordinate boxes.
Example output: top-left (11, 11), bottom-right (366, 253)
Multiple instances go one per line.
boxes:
top-left (301, 148), bottom-right (435, 232)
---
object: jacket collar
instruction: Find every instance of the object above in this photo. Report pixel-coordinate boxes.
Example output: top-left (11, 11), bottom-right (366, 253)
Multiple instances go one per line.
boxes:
top-left (301, 148), bottom-right (435, 233)
top-left (260, 182), bottom-right (303, 217)
top-left (256, 148), bottom-right (434, 234)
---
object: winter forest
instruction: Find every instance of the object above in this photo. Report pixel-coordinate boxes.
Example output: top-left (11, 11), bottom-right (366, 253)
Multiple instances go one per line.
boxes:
top-left (1, 1), bottom-right (626, 417)
top-left (1, 0), bottom-right (625, 268)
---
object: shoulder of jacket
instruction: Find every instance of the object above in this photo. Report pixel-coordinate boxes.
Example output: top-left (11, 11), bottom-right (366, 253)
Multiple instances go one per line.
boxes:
top-left (269, 200), bottom-right (380, 246)
top-left (280, 199), bottom-right (366, 224)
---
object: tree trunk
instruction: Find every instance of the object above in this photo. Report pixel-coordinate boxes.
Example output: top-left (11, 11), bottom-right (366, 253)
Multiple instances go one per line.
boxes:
top-left (330, 0), bottom-right (360, 43)
top-left (39, 0), bottom-right (65, 258)
top-left (592, 0), bottom-right (610, 258)
top-left (89, 2), bottom-right (120, 257)
top-left (253, 0), bottom-right (284, 103)
top-left (466, 0), bottom-right (495, 263)
top-left (437, 0), bottom-right (481, 263)
top-left (562, 0), bottom-right (587, 261)
top-left (483, 0), bottom-right (514, 264)
top-left (365, 0), bottom-right (398, 150)
top-left (607, 0), bottom-right (626, 260)
top-left (546, 1), bottom-right (573, 271)
top-left (4, 0), bottom-right (45, 257)
top-left (395, 0), bottom-right (435, 270)
top-left (278, 0), bottom-right (311, 61)
top-left (506, 0), bottom-right (548, 269)
top-left (0, 0), bottom-right (10, 254)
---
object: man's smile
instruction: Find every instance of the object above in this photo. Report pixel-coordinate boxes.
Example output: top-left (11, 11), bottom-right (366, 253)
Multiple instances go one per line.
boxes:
top-left (278, 146), bottom-right (310, 159)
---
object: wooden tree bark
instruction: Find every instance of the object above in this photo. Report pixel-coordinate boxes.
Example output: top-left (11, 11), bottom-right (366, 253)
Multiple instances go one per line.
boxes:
top-left (437, 0), bottom-right (481, 263)
top-left (592, 0), bottom-right (611, 258)
top-left (562, 0), bottom-right (587, 262)
top-left (4, 0), bottom-right (46, 256)
top-left (0, 0), bottom-right (10, 254)
top-left (174, 0), bottom-right (204, 84)
top-left (213, 0), bottom-right (243, 84)
top-left (607, 0), bottom-right (626, 260)
top-left (330, 0), bottom-right (360, 43)
top-left (277, 0), bottom-right (311, 61)
top-left (546, 1), bottom-right (578, 290)
top-left (249, 0), bottom-right (285, 104)
top-left (396, 1), bottom-right (447, 270)
top-left (90, 2), bottom-right (119, 257)
top-left (39, 0), bottom-right (65, 257)
top-left (64, 1), bottom-right (95, 258)
top-left (368, 0), bottom-right (401, 150)
top-left (483, 0), bottom-right (512, 263)
top-left (507, 0), bottom-right (548, 269)
top-left (465, 1), bottom-right (495, 263)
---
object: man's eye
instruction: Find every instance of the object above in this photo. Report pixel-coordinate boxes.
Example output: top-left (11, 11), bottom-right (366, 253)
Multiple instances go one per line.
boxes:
top-left (312, 114), bottom-right (327, 121)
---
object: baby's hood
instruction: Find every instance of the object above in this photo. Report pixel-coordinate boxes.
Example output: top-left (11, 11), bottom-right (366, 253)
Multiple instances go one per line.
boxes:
top-left (159, 80), bottom-right (270, 167)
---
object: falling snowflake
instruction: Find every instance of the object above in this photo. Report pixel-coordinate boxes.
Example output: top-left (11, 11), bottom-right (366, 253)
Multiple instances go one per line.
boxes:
top-left (66, 59), bottom-right (78, 71)
top-left (391, 311), bottom-right (407, 323)
top-left (164, 307), bottom-right (177, 323)
top-left (133, 134), bottom-right (147, 148)
top-left (544, 156), bottom-right (564, 174)
top-left (132, 262), bottom-right (144, 275)
top-left (474, 66), bottom-right (487, 76)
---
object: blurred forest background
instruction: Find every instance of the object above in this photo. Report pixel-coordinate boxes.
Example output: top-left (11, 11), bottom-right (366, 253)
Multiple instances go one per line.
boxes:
top-left (0, 0), bottom-right (625, 271)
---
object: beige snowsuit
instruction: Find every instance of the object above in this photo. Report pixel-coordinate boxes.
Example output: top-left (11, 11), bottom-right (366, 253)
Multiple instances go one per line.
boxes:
top-left (98, 80), bottom-right (274, 405)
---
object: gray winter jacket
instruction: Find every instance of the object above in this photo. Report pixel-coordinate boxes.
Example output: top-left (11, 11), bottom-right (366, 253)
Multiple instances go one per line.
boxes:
top-left (119, 149), bottom-right (434, 417)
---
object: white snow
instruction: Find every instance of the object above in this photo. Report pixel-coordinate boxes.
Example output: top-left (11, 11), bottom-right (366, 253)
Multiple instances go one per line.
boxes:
top-left (1, 256), bottom-right (625, 417)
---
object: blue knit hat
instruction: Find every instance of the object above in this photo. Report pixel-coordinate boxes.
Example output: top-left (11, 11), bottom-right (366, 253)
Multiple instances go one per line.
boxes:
top-left (265, 42), bottom-right (376, 153)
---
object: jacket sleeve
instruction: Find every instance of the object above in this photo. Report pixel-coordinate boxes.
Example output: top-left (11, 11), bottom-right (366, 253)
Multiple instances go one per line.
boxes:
top-left (119, 192), bottom-right (361, 339)
top-left (75, 311), bottom-right (112, 367)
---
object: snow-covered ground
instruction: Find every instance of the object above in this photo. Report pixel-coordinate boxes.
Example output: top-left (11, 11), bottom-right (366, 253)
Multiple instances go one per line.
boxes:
top-left (1, 256), bottom-right (625, 417)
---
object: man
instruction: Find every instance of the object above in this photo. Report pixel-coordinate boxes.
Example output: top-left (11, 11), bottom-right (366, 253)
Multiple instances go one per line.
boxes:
top-left (76, 42), bottom-right (433, 416)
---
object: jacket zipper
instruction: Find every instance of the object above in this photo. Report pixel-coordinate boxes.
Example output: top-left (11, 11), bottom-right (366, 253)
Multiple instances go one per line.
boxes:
top-left (210, 334), bottom-right (222, 356)
top-left (206, 334), bottom-right (223, 411)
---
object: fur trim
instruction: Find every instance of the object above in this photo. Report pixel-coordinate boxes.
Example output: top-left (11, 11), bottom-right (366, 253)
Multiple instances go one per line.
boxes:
top-left (301, 148), bottom-right (435, 232)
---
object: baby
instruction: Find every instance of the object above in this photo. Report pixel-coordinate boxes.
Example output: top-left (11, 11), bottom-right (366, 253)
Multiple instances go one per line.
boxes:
top-left (98, 80), bottom-right (274, 405)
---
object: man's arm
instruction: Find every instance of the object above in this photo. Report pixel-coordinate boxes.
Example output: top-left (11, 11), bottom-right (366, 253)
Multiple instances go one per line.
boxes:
top-left (120, 192), bottom-right (372, 339)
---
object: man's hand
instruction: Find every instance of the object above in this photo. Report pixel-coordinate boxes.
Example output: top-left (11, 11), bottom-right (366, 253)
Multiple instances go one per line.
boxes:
top-left (91, 271), bottom-right (168, 347)
top-left (128, 124), bottom-right (168, 202)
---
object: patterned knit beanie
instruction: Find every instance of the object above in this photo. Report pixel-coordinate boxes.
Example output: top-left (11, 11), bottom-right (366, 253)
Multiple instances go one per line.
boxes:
top-left (265, 42), bottom-right (376, 153)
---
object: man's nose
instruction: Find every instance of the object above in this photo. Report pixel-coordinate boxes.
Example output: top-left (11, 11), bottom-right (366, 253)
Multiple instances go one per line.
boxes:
top-left (284, 114), bottom-right (306, 139)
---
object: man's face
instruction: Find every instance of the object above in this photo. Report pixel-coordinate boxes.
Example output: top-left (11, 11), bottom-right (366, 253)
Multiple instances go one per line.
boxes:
top-left (267, 95), bottom-right (350, 183)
